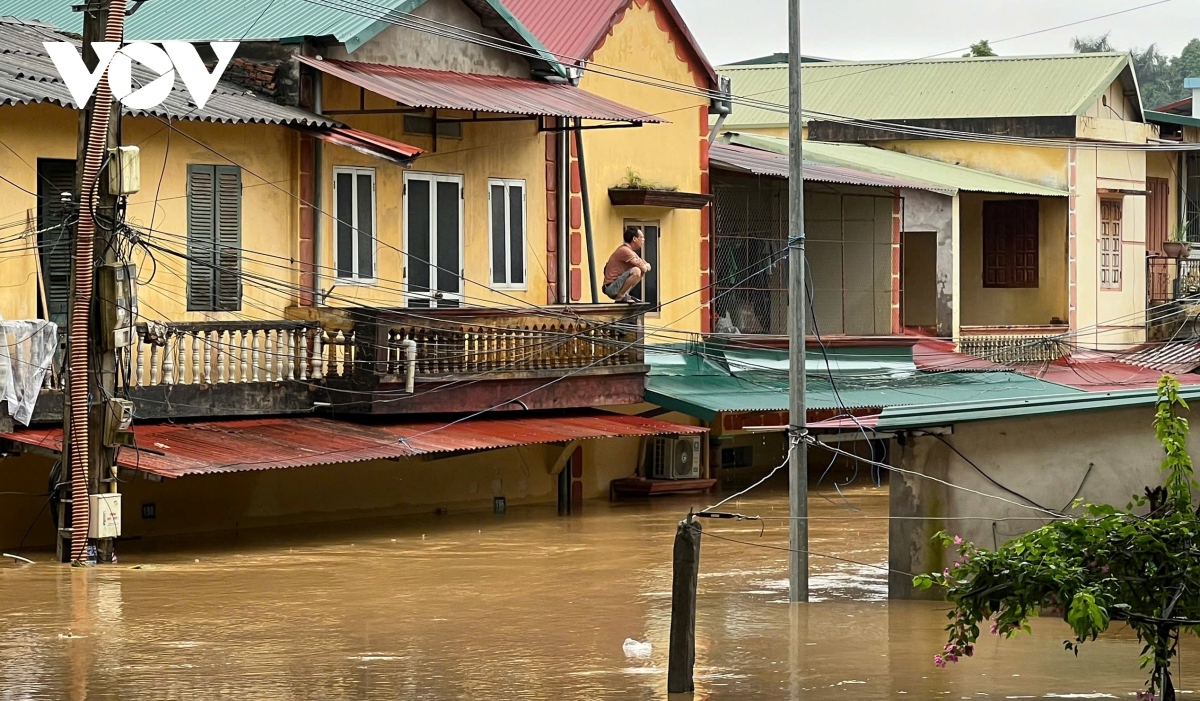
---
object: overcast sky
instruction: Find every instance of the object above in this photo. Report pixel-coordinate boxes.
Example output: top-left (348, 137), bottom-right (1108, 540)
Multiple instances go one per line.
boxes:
top-left (673, 0), bottom-right (1197, 66)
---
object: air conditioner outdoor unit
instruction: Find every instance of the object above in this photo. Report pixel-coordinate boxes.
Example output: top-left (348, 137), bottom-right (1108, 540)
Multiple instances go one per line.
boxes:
top-left (648, 436), bottom-right (702, 480)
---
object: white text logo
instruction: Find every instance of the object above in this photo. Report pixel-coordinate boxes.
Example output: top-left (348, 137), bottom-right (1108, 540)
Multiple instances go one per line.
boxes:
top-left (44, 41), bottom-right (238, 110)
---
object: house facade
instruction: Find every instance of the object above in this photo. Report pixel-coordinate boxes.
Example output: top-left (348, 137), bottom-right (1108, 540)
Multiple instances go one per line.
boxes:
top-left (0, 0), bottom-right (719, 550)
top-left (718, 53), bottom-right (1195, 355)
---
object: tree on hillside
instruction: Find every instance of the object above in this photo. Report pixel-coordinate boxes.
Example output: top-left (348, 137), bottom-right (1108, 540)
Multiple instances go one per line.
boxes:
top-left (1173, 39), bottom-right (1200, 88)
top-left (964, 40), bottom-right (996, 58)
top-left (1072, 33), bottom-right (1198, 110)
top-left (1072, 33), bottom-right (1115, 53)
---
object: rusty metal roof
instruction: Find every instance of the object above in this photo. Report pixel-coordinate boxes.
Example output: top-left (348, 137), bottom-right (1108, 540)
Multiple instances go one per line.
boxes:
top-left (2, 413), bottom-right (704, 478)
top-left (299, 56), bottom-right (663, 122)
top-left (502, 0), bottom-right (718, 86)
top-left (308, 126), bottom-right (423, 164)
top-left (0, 17), bottom-right (334, 127)
top-left (1122, 340), bottom-right (1200, 374)
top-left (710, 141), bottom-right (952, 192)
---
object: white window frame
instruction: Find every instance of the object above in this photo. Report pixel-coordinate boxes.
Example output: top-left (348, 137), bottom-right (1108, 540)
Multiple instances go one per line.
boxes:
top-left (332, 166), bottom-right (377, 285)
top-left (488, 178), bottom-right (528, 291)
top-left (402, 171), bottom-right (465, 307)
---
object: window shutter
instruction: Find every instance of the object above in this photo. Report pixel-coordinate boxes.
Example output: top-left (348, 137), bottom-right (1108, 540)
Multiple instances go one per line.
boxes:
top-left (187, 165), bottom-right (217, 311)
top-left (508, 183), bottom-right (524, 286)
top-left (214, 166), bottom-right (242, 310)
top-left (490, 183), bottom-right (505, 284)
top-left (37, 159), bottom-right (76, 328)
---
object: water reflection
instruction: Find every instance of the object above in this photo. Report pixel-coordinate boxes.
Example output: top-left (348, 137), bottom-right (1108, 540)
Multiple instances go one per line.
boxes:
top-left (0, 484), bottom-right (1187, 699)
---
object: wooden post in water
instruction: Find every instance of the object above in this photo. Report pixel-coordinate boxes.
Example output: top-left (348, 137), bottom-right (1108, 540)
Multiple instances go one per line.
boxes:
top-left (667, 516), bottom-right (702, 694)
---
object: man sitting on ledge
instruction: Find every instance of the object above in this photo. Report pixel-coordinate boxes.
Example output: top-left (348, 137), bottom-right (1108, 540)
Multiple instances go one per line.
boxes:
top-left (602, 226), bottom-right (651, 304)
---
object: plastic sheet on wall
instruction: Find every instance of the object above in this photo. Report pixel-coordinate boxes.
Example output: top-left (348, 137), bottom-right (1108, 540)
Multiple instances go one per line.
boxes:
top-left (0, 318), bottom-right (59, 426)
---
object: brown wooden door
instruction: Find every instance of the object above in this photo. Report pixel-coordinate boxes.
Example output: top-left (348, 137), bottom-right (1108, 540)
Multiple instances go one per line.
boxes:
top-left (1147, 177), bottom-right (1171, 302)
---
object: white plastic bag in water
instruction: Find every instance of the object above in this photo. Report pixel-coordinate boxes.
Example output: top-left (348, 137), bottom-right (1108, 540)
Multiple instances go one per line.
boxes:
top-left (622, 638), bottom-right (652, 658)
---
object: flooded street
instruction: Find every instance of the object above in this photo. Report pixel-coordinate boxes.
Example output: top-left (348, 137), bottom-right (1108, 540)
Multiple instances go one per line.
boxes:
top-left (0, 484), bottom-right (1188, 699)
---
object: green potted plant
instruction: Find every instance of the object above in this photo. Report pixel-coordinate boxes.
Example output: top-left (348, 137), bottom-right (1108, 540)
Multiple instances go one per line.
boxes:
top-left (1163, 219), bottom-right (1191, 259)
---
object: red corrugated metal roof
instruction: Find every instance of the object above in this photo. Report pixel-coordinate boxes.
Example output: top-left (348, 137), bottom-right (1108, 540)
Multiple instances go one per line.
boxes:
top-left (310, 126), bottom-right (423, 164)
top-left (503, 0), bottom-right (718, 86)
top-left (298, 56), bottom-right (664, 123)
top-left (1122, 340), bottom-right (1200, 374)
top-left (3, 413), bottom-right (705, 479)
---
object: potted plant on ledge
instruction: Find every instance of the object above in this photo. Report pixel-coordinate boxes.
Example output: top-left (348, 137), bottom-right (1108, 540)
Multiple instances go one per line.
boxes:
top-left (1163, 220), bottom-right (1191, 259)
top-left (607, 168), bottom-right (712, 209)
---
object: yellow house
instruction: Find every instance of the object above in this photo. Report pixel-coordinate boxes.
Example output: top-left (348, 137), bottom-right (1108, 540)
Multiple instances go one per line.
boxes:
top-left (0, 3), bottom-right (713, 551)
top-left (719, 53), bottom-right (1194, 354)
top-left (506, 0), bottom-right (722, 333)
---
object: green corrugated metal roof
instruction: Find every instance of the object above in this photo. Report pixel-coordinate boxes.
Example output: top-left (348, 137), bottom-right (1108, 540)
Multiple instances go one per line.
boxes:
top-left (725, 132), bottom-right (1067, 197)
top-left (644, 345), bottom-right (1082, 422)
top-left (717, 52), bottom-right (1138, 129)
top-left (876, 385), bottom-right (1200, 430)
top-left (1145, 109), bottom-right (1200, 129)
top-left (5, 0), bottom-right (561, 62)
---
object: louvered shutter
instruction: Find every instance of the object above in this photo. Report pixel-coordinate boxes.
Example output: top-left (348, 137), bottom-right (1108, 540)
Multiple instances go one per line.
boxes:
top-left (37, 159), bottom-right (76, 327)
top-left (187, 165), bottom-right (217, 311)
top-left (214, 166), bottom-right (242, 310)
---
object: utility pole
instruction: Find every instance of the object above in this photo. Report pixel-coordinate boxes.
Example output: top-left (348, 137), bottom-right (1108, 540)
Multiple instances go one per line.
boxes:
top-left (59, 0), bottom-right (125, 564)
top-left (787, 0), bottom-right (809, 603)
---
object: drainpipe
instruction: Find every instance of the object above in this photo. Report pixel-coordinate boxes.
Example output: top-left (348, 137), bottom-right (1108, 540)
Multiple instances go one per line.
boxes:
top-left (312, 67), bottom-right (324, 305)
top-left (574, 118), bottom-right (599, 303)
top-left (558, 126), bottom-right (570, 304)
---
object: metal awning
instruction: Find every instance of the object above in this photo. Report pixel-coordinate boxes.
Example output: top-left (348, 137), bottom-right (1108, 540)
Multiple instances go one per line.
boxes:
top-left (308, 126), bottom-right (423, 164)
top-left (298, 56), bottom-right (665, 123)
top-left (709, 141), bottom-right (953, 191)
top-left (2, 413), bottom-right (704, 478)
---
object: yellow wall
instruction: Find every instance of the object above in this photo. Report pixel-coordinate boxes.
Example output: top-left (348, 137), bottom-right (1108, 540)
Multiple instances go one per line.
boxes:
top-left (317, 77), bottom-right (550, 309)
top-left (730, 126), bottom-right (790, 139)
top-left (0, 436), bottom-right (648, 549)
top-left (959, 193), bottom-right (1069, 326)
top-left (0, 102), bottom-right (302, 324)
top-left (576, 0), bottom-right (708, 334)
top-left (883, 140), bottom-right (1069, 191)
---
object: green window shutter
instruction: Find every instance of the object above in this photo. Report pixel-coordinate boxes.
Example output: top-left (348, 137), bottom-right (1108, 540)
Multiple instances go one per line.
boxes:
top-left (214, 165), bottom-right (242, 311)
top-left (37, 159), bottom-right (76, 328)
top-left (187, 165), bottom-right (217, 311)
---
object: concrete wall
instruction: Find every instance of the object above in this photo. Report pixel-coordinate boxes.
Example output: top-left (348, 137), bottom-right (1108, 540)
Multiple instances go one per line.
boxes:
top-left (0, 435), bottom-right (651, 550)
top-left (575, 0), bottom-right (710, 333)
top-left (900, 188), bottom-right (954, 335)
top-left (958, 193), bottom-right (1070, 326)
top-left (889, 404), bottom-right (1189, 598)
top-left (326, 0), bottom-right (530, 78)
top-left (0, 102), bottom-right (302, 323)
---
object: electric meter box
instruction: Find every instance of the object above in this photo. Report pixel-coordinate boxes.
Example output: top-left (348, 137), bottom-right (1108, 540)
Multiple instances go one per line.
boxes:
top-left (89, 493), bottom-right (122, 539)
top-left (99, 262), bottom-right (138, 349)
top-left (107, 145), bottom-right (140, 195)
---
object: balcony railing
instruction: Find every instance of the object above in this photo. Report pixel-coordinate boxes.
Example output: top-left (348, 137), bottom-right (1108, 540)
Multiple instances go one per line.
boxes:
top-left (1147, 256), bottom-right (1200, 305)
top-left (357, 308), bottom-right (643, 381)
top-left (314, 305), bottom-right (649, 414)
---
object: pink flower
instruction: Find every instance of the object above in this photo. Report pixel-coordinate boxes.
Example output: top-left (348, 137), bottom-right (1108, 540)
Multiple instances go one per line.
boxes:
top-left (953, 561), bottom-right (962, 569)
top-left (954, 535), bottom-right (963, 545)
top-left (944, 644), bottom-right (954, 652)
top-left (933, 654), bottom-right (946, 668)
top-left (1100, 565), bottom-right (1110, 574)
top-left (943, 568), bottom-right (951, 577)
top-left (1136, 691), bottom-right (1157, 701)
top-left (945, 653), bottom-right (959, 663)
top-left (989, 620), bottom-right (1000, 635)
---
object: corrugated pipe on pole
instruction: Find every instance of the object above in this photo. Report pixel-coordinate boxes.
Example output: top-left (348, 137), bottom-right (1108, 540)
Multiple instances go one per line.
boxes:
top-left (64, 0), bottom-right (126, 563)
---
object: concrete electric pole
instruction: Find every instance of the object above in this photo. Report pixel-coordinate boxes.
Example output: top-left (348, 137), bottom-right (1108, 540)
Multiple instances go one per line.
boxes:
top-left (59, 0), bottom-right (126, 564)
top-left (787, 0), bottom-right (809, 603)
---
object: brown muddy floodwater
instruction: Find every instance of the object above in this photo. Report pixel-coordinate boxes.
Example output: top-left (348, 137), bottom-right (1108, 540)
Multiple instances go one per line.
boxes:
top-left (0, 484), bottom-right (1191, 699)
